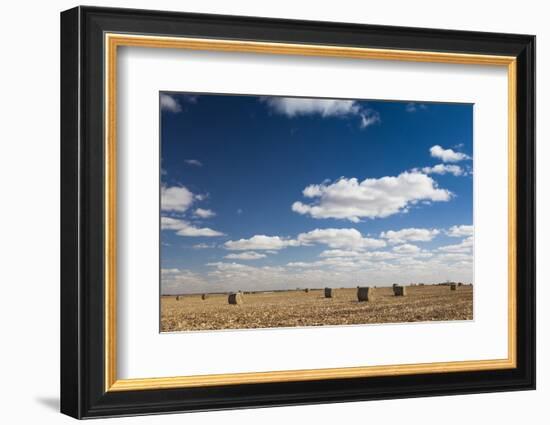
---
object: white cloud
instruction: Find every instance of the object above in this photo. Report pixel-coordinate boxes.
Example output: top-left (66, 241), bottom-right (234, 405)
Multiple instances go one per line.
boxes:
top-left (446, 225), bottom-right (474, 238)
top-left (161, 268), bottom-right (208, 294)
top-left (436, 253), bottom-right (472, 262)
top-left (286, 261), bottom-right (317, 268)
top-left (419, 164), bottom-right (465, 176)
top-left (224, 235), bottom-right (299, 251)
top-left (292, 172), bottom-right (452, 221)
top-left (206, 262), bottom-right (256, 271)
top-left (287, 257), bottom-right (361, 270)
top-left (177, 226), bottom-right (225, 238)
top-left (161, 186), bottom-right (194, 212)
top-left (318, 249), bottom-right (362, 258)
top-left (184, 159), bottom-right (203, 167)
top-left (319, 249), bottom-right (397, 260)
top-left (262, 97), bottom-right (379, 129)
top-left (161, 216), bottom-right (186, 231)
top-left (193, 243), bottom-right (216, 249)
top-left (194, 208), bottom-right (216, 219)
top-left (405, 103), bottom-right (427, 113)
top-left (438, 236), bottom-right (473, 253)
top-left (297, 228), bottom-right (386, 250)
top-left (224, 251), bottom-right (267, 260)
top-left (263, 97), bottom-right (360, 117)
top-left (359, 109), bottom-right (381, 128)
top-left (392, 244), bottom-right (422, 254)
top-left (161, 217), bottom-right (224, 237)
top-left (224, 228), bottom-right (385, 252)
top-left (160, 94), bottom-right (182, 113)
top-left (183, 94), bottom-right (198, 103)
top-left (380, 227), bottom-right (440, 244)
top-left (165, 251), bottom-right (474, 294)
top-left (429, 145), bottom-right (471, 162)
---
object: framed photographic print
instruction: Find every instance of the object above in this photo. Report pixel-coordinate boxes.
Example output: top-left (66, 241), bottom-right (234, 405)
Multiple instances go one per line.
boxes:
top-left (60, 6), bottom-right (535, 419)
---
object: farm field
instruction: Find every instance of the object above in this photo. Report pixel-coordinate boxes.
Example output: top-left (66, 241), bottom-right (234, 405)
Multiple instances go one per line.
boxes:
top-left (161, 285), bottom-right (473, 332)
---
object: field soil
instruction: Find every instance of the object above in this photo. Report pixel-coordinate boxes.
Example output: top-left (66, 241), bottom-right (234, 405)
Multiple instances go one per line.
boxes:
top-left (161, 285), bottom-right (473, 332)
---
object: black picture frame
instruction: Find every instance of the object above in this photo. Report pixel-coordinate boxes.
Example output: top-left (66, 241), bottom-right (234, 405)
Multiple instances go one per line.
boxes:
top-left (61, 5), bottom-right (535, 419)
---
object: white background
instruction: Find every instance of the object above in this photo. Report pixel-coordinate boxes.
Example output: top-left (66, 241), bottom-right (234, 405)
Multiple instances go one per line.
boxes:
top-left (0, 1), bottom-right (545, 424)
top-left (118, 48), bottom-right (508, 379)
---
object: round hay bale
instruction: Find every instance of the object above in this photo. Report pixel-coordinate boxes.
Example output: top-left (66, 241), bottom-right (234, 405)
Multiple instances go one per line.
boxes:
top-left (201, 294), bottom-right (207, 300)
top-left (175, 295), bottom-right (180, 301)
top-left (304, 288), bottom-right (310, 293)
top-left (324, 287), bottom-right (333, 298)
top-left (393, 285), bottom-right (407, 296)
top-left (228, 292), bottom-right (243, 305)
top-left (357, 286), bottom-right (375, 302)
top-left (450, 283), bottom-right (457, 291)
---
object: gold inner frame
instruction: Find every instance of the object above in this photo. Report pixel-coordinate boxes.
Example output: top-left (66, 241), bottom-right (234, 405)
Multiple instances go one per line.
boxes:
top-left (104, 33), bottom-right (517, 392)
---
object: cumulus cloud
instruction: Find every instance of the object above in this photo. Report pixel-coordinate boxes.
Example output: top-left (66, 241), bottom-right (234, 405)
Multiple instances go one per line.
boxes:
top-left (224, 228), bottom-right (385, 252)
top-left (160, 94), bottom-right (182, 113)
top-left (261, 97), bottom-right (379, 129)
top-left (430, 145), bottom-right (471, 162)
top-left (194, 208), bottom-right (216, 219)
top-left (161, 217), bottom-right (224, 237)
top-left (224, 235), bottom-right (299, 251)
top-left (161, 268), bottom-right (208, 294)
top-left (438, 236), bottom-right (473, 253)
top-left (446, 225), bottom-right (474, 238)
top-left (419, 164), bottom-right (465, 176)
top-left (380, 227), bottom-right (440, 244)
top-left (436, 253), bottom-right (472, 262)
top-left (297, 228), bottom-right (386, 250)
top-left (161, 186), bottom-right (195, 212)
top-left (184, 159), bottom-right (203, 167)
top-left (318, 249), bottom-right (362, 258)
top-left (319, 249), bottom-right (397, 260)
top-left (262, 97), bottom-right (359, 117)
top-left (176, 226), bottom-right (224, 238)
top-left (292, 172), bottom-right (452, 222)
top-left (224, 251), bottom-right (267, 260)
top-left (392, 244), bottom-right (422, 254)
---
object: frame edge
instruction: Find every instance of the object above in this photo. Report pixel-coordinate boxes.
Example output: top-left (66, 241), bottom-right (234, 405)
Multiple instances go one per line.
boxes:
top-left (60, 6), bottom-right (83, 420)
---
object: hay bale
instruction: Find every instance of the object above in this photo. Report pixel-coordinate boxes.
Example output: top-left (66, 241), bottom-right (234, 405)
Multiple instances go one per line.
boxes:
top-left (324, 287), bottom-right (333, 298)
top-left (393, 285), bottom-right (407, 296)
top-left (175, 295), bottom-right (180, 301)
top-left (228, 292), bottom-right (243, 305)
top-left (201, 294), bottom-right (207, 300)
top-left (357, 286), bottom-right (375, 302)
top-left (450, 283), bottom-right (457, 291)
top-left (305, 288), bottom-right (310, 293)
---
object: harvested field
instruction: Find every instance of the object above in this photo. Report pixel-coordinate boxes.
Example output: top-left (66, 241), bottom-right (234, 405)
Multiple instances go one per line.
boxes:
top-left (161, 285), bottom-right (473, 332)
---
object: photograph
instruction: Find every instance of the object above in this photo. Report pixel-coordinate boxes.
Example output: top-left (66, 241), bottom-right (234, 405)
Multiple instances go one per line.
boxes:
top-left (160, 93), bottom-right (474, 332)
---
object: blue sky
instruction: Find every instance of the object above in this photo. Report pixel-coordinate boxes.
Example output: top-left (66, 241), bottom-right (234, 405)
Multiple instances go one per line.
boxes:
top-left (160, 93), bottom-right (474, 295)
